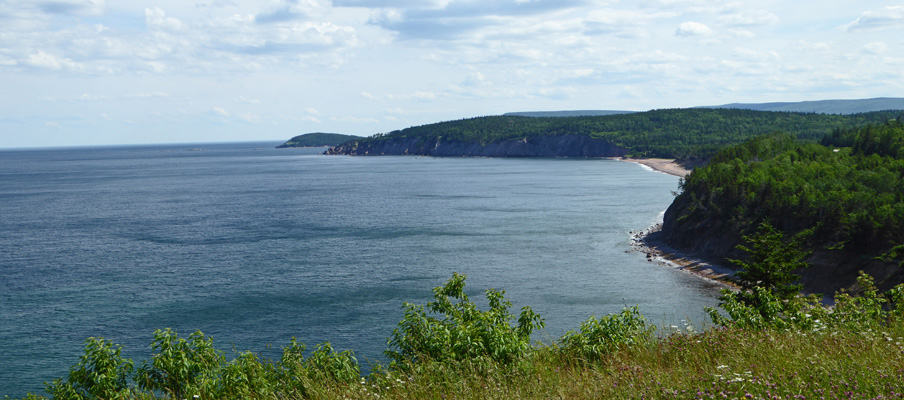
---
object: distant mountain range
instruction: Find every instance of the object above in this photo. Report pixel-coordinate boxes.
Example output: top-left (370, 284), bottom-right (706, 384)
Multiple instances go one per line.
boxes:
top-left (506, 97), bottom-right (904, 117)
top-left (702, 97), bottom-right (904, 114)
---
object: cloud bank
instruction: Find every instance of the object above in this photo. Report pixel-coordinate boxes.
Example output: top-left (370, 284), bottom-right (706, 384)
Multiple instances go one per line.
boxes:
top-left (0, 0), bottom-right (902, 147)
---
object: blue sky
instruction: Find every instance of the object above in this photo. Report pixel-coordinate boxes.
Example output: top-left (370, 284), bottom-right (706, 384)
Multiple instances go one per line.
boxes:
top-left (1, 0), bottom-right (902, 148)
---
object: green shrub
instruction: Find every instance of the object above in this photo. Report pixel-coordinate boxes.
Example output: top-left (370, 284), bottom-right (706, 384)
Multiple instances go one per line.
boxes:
top-left (385, 272), bottom-right (544, 366)
top-left (300, 342), bottom-right (359, 384)
top-left (44, 338), bottom-right (136, 400)
top-left (706, 287), bottom-right (826, 331)
top-left (708, 271), bottom-right (904, 332)
top-left (215, 339), bottom-right (359, 399)
top-left (558, 306), bottom-right (653, 362)
top-left (830, 272), bottom-right (890, 331)
top-left (216, 351), bottom-right (278, 399)
top-left (135, 329), bottom-right (224, 399)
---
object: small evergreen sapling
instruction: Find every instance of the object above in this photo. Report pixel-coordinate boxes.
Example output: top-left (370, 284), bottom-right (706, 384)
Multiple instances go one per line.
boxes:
top-left (729, 222), bottom-right (809, 302)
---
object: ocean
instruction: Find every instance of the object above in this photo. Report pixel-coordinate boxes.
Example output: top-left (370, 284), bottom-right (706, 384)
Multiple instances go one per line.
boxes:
top-left (0, 142), bottom-right (721, 396)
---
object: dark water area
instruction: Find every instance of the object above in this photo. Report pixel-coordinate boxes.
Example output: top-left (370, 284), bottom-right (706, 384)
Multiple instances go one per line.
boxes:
top-left (0, 142), bottom-right (720, 396)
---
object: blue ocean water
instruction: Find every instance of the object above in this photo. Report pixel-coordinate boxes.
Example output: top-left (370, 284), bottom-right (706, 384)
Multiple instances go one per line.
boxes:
top-left (0, 142), bottom-right (720, 396)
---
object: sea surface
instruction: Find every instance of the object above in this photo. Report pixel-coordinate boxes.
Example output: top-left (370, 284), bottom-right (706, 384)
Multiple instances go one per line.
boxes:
top-left (0, 142), bottom-right (721, 396)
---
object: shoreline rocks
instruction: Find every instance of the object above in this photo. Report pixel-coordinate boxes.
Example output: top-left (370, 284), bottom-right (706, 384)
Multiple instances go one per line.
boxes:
top-left (629, 224), bottom-right (737, 290)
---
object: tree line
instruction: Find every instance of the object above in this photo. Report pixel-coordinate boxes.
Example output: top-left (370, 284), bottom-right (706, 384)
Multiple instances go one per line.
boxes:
top-left (353, 109), bottom-right (902, 159)
top-left (670, 119), bottom-right (904, 274)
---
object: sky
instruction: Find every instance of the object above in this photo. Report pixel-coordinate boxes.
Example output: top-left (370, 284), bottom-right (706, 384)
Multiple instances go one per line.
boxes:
top-left (1, 0), bottom-right (903, 148)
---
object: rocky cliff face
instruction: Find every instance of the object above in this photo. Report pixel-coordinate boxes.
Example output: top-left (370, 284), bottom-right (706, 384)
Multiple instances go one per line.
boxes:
top-left (324, 134), bottom-right (629, 158)
top-left (658, 192), bottom-right (904, 298)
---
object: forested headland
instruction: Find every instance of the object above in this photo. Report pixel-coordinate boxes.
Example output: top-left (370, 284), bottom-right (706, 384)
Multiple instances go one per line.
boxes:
top-left (276, 133), bottom-right (362, 148)
top-left (659, 120), bottom-right (904, 296)
top-left (325, 109), bottom-right (901, 160)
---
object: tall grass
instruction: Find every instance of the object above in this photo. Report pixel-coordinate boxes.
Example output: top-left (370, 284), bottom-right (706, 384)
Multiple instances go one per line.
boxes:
top-left (15, 272), bottom-right (904, 400)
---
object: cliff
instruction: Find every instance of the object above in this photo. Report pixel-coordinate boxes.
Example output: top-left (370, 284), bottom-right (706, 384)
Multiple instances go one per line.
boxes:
top-left (656, 131), bottom-right (904, 298)
top-left (657, 203), bottom-right (903, 298)
top-left (324, 134), bottom-right (630, 158)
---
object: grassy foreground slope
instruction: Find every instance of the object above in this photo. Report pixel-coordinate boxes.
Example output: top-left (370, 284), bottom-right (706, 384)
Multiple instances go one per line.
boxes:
top-left (327, 109), bottom-right (900, 159)
top-left (21, 273), bottom-right (904, 400)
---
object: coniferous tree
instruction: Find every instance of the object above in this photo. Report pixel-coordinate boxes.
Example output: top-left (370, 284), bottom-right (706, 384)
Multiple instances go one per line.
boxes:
top-left (730, 222), bottom-right (809, 301)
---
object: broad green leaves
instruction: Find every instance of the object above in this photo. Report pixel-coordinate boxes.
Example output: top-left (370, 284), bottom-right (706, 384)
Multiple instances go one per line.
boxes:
top-left (386, 272), bottom-right (544, 366)
top-left (46, 338), bottom-right (135, 400)
top-left (559, 306), bottom-right (653, 362)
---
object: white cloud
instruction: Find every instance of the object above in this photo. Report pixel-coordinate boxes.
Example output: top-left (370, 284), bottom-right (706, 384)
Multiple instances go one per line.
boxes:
top-left (582, 8), bottom-right (676, 38)
top-left (536, 86), bottom-right (576, 100)
top-left (36, 0), bottom-right (105, 16)
top-left (798, 41), bottom-right (833, 52)
top-left (385, 91), bottom-right (438, 101)
top-left (145, 7), bottom-right (184, 31)
top-left (331, 116), bottom-right (379, 123)
top-left (359, 0), bottom-right (588, 41)
top-left (239, 113), bottom-right (260, 122)
top-left (255, 0), bottom-right (328, 24)
top-left (675, 21), bottom-right (712, 36)
top-left (718, 10), bottom-right (779, 27)
top-left (733, 47), bottom-right (781, 62)
top-left (128, 92), bottom-right (171, 99)
top-left (22, 50), bottom-right (82, 71)
top-left (863, 42), bottom-right (887, 54)
top-left (845, 6), bottom-right (904, 31)
top-left (727, 29), bottom-right (755, 38)
top-left (236, 96), bottom-right (261, 104)
top-left (76, 93), bottom-right (111, 101)
top-left (3, 1), bottom-right (904, 148)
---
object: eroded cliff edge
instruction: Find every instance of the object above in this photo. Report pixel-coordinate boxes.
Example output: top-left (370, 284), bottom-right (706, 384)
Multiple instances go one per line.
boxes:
top-left (324, 134), bottom-right (630, 158)
top-left (656, 174), bottom-right (904, 300)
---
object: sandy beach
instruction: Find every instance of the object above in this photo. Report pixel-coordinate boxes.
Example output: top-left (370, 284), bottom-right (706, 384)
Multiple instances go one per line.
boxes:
top-left (619, 158), bottom-right (691, 178)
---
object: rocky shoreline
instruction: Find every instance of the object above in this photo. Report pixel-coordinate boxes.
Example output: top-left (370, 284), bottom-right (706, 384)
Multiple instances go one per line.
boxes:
top-left (622, 158), bottom-right (735, 288)
top-left (629, 223), bottom-right (737, 290)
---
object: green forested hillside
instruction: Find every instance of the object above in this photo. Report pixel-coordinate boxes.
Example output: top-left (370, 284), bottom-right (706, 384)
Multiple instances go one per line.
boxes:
top-left (276, 133), bottom-right (361, 148)
top-left (344, 109), bottom-right (900, 159)
top-left (661, 120), bottom-right (904, 294)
